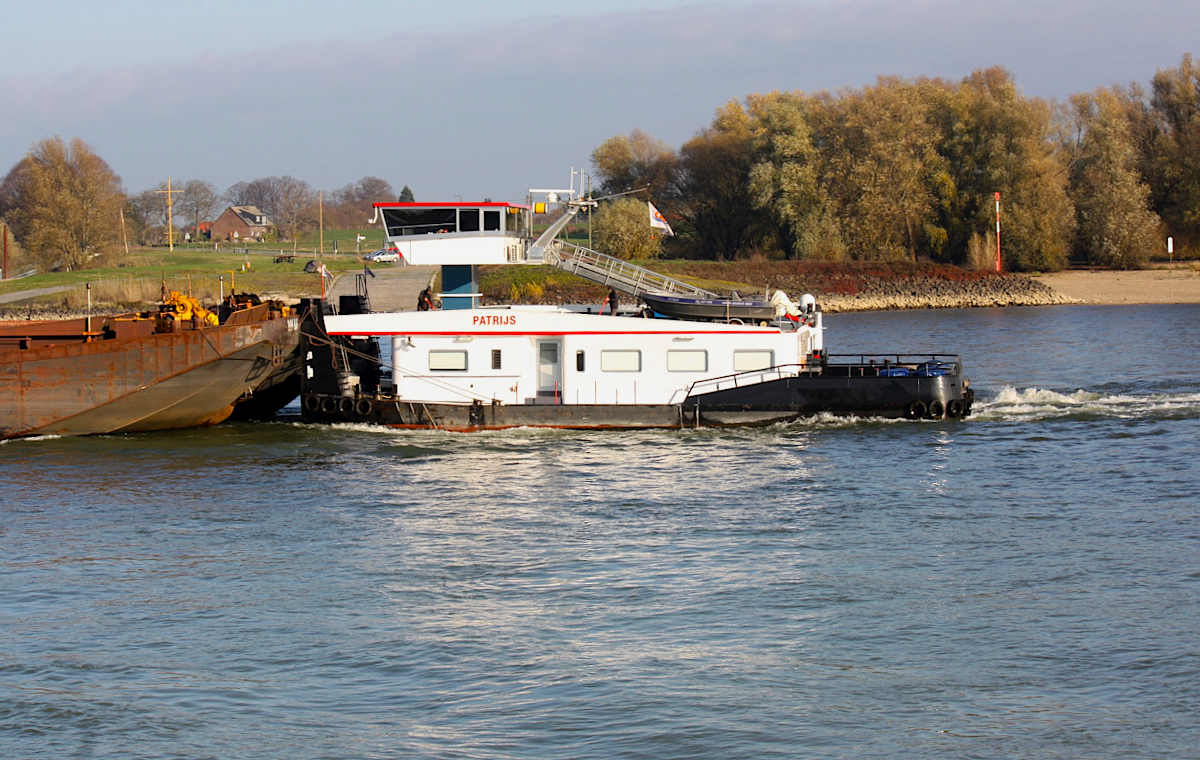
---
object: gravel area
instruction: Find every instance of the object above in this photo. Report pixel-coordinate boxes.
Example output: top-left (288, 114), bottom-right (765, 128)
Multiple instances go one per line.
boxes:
top-left (327, 264), bottom-right (437, 312)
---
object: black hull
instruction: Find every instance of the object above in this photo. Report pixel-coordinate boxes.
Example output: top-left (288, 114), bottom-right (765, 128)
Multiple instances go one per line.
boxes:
top-left (684, 372), bottom-right (972, 422)
top-left (300, 374), bottom-right (972, 431)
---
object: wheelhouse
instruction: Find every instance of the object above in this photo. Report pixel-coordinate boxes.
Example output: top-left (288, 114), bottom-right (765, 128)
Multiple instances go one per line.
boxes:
top-left (374, 202), bottom-right (531, 266)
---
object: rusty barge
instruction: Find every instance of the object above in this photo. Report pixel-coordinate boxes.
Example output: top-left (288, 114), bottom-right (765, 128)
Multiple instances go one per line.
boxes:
top-left (0, 293), bottom-right (304, 441)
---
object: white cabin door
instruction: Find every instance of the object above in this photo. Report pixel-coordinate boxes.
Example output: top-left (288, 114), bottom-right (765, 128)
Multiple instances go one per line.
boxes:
top-left (537, 340), bottom-right (562, 397)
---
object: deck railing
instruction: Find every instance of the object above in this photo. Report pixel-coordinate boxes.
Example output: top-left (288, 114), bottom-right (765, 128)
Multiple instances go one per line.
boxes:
top-left (542, 241), bottom-right (717, 298)
top-left (681, 355), bottom-right (963, 400)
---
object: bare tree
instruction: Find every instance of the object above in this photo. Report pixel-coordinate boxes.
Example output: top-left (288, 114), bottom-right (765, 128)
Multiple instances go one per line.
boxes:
top-left (329, 176), bottom-right (396, 227)
top-left (274, 176), bottom-right (316, 250)
top-left (224, 176), bottom-right (283, 217)
top-left (127, 188), bottom-right (170, 245)
top-left (180, 180), bottom-right (220, 231)
top-left (224, 180), bottom-right (252, 207)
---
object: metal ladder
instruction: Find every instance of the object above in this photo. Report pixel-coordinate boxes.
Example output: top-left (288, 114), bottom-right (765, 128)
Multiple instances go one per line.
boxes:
top-left (542, 240), bottom-right (719, 298)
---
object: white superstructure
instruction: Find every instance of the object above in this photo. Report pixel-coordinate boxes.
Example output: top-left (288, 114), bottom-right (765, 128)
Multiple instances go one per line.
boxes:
top-left (371, 202), bottom-right (530, 266)
top-left (324, 307), bottom-right (823, 407)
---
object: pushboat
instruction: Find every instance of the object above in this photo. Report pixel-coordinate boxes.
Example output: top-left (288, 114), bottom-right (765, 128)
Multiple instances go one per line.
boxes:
top-left (299, 180), bottom-right (973, 430)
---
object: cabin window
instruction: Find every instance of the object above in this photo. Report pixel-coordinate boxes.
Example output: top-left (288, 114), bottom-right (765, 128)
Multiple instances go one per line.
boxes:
top-left (484, 210), bottom-right (501, 231)
top-left (667, 350), bottom-right (708, 372)
top-left (428, 350), bottom-right (468, 371)
top-left (459, 209), bottom-right (480, 232)
top-left (576, 350), bottom-right (585, 371)
top-left (382, 207), bottom-right (458, 237)
top-left (601, 350), bottom-right (641, 372)
top-left (733, 350), bottom-right (774, 372)
top-left (491, 349), bottom-right (502, 370)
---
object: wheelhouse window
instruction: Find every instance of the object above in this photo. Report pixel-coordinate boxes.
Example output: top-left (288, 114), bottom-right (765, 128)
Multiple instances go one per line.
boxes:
top-left (429, 350), bottom-right (468, 371)
top-left (667, 350), bottom-right (708, 372)
top-left (506, 207), bottom-right (525, 233)
top-left (484, 210), bottom-right (501, 231)
top-left (459, 208), bottom-right (480, 232)
top-left (733, 350), bottom-right (774, 372)
top-left (601, 350), bottom-right (641, 372)
top-left (382, 207), bottom-right (458, 237)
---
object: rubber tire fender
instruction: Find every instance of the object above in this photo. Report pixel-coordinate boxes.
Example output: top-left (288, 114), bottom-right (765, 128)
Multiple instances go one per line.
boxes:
top-left (302, 394), bottom-right (321, 412)
top-left (904, 401), bottom-right (927, 420)
top-left (319, 396), bottom-right (339, 414)
top-left (927, 400), bottom-right (945, 419)
top-left (354, 398), bottom-right (373, 416)
top-left (338, 397), bottom-right (355, 414)
top-left (946, 399), bottom-right (965, 418)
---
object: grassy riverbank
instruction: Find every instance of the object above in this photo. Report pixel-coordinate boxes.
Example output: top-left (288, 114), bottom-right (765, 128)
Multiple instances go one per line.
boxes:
top-left (0, 246), bottom-right (386, 316)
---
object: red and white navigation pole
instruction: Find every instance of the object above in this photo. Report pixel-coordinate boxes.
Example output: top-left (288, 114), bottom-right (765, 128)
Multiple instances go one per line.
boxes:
top-left (994, 192), bottom-right (1002, 272)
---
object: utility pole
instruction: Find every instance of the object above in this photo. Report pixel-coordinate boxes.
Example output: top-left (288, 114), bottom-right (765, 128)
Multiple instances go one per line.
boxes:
top-left (155, 178), bottom-right (181, 252)
top-left (119, 208), bottom-right (130, 255)
top-left (319, 191), bottom-right (324, 257)
top-left (2, 222), bottom-right (8, 281)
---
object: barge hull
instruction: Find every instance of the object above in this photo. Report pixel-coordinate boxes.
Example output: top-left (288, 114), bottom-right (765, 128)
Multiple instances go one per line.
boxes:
top-left (1, 310), bottom-right (301, 440)
top-left (300, 377), bottom-right (972, 431)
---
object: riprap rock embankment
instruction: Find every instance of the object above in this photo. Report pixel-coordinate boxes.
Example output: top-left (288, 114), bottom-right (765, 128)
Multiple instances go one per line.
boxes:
top-left (805, 274), bottom-right (1080, 312)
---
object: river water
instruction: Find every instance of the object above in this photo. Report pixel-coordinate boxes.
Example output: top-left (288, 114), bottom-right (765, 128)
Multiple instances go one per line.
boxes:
top-left (2, 305), bottom-right (1198, 759)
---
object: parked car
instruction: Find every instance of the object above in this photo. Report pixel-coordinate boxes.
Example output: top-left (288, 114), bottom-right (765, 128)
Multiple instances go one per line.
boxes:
top-left (365, 249), bottom-right (400, 263)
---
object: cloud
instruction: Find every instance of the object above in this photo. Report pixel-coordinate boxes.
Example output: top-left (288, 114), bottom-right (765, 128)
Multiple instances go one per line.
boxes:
top-left (2, 0), bottom-right (1195, 200)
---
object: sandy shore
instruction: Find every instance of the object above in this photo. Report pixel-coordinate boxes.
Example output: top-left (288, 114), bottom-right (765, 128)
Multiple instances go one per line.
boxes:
top-left (1036, 266), bottom-right (1200, 305)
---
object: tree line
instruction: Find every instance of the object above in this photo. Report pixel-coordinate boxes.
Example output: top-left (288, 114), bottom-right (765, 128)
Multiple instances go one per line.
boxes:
top-left (0, 141), bottom-right (415, 271)
top-left (591, 56), bottom-right (1200, 270)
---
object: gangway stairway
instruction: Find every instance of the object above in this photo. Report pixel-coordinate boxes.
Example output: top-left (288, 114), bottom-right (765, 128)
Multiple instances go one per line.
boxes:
top-left (524, 199), bottom-right (719, 299)
top-left (539, 239), bottom-right (719, 299)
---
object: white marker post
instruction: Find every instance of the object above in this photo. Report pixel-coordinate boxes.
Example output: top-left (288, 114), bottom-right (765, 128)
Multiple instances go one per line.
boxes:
top-left (995, 192), bottom-right (1002, 273)
top-left (1168, 236), bottom-right (1174, 264)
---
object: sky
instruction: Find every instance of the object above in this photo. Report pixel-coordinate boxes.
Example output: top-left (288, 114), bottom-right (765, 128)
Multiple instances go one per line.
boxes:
top-left (2, 0), bottom-right (1197, 205)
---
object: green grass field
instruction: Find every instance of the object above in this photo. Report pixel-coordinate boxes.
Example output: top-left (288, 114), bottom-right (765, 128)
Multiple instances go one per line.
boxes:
top-left (0, 235), bottom-right (399, 309)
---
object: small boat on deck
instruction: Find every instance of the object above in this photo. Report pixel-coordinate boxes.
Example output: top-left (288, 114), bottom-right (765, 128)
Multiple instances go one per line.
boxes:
top-left (640, 291), bottom-right (777, 323)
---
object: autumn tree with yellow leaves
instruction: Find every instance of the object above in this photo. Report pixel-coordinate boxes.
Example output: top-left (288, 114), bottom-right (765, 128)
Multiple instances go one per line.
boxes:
top-left (0, 137), bottom-right (125, 271)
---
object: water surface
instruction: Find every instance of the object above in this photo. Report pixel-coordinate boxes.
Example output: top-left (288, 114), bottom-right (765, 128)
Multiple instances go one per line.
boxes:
top-left (3, 305), bottom-right (1198, 759)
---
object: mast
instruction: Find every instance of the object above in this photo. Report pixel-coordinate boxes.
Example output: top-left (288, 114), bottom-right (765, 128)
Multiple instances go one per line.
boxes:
top-left (155, 178), bottom-right (180, 252)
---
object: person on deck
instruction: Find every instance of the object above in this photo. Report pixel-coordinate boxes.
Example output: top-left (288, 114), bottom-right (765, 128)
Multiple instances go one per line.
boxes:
top-left (602, 287), bottom-right (619, 315)
top-left (417, 288), bottom-right (434, 311)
